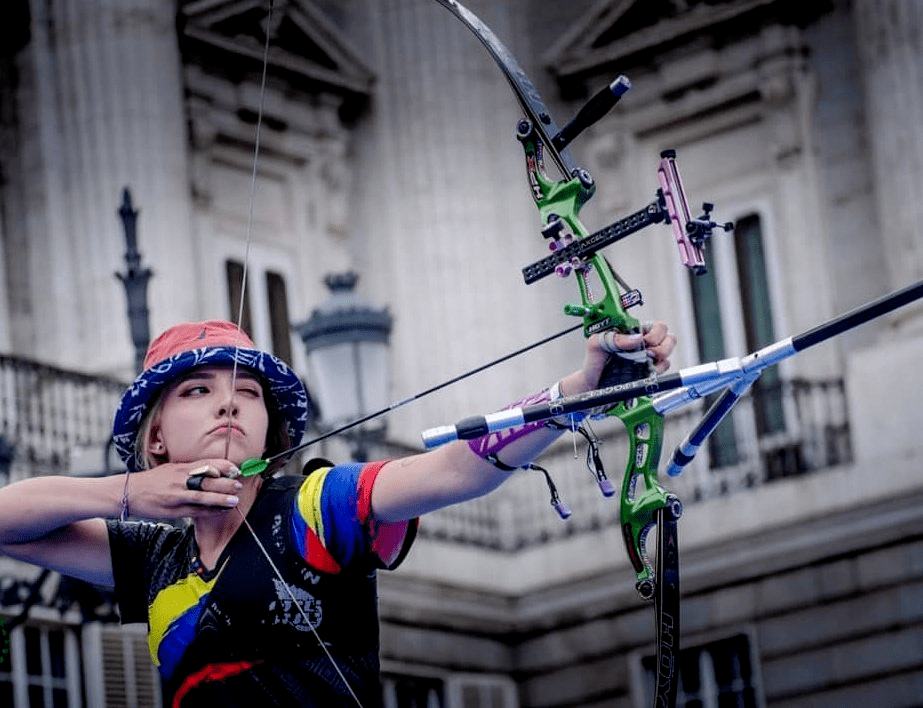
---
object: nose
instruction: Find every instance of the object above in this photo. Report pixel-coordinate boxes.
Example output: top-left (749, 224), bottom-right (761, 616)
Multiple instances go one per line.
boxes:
top-left (216, 380), bottom-right (239, 418)
top-left (217, 400), bottom-right (239, 418)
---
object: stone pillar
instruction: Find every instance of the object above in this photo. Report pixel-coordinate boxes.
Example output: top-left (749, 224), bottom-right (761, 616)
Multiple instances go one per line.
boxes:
top-left (854, 0), bottom-right (923, 301)
top-left (848, 0), bottom-right (923, 462)
top-left (349, 0), bottom-right (569, 448)
top-left (21, 0), bottom-right (197, 375)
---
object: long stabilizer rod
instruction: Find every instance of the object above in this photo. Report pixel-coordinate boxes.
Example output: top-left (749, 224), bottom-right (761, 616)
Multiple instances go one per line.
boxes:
top-left (421, 279), bottom-right (923, 447)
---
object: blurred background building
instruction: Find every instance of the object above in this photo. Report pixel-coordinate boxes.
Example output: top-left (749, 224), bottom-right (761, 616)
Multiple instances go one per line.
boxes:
top-left (1, 0), bottom-right (922, 706)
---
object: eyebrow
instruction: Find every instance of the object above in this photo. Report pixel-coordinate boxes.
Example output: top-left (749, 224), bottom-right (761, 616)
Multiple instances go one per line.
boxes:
top-left (175, 369), bottom-right (262, 384)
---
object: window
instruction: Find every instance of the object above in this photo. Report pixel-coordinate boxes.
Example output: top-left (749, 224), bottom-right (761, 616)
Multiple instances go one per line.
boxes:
top-left (0, 620), bottom-right (12, 708)
top-left (445, 674), bottom-right (517, 708)
top-left (689, 242), bottom-right (740, 468)
top-left (0, 620), bottom-right (81, 708)
top-left (734, 216), bottom-right (784, 439)
top-left (265, 270), bottom-right (293, 364)
top-left (83, 622), bottom-right (162, 708)
top-left (24, 626), bottom-right (69, 707)
top-left (383, 672), bottom-right (518, 708)
top-left (226, 259), bottom-right (253, 336)
top-left (639, 633), bottom-right (762, 708)
top-left (98, 625), bottom-right (161, 708)
top-left (225, 260), bottom-right (293, 365)
top-left (383, 674), bottom-right (444, 708)
top-left (688, 213), bottom-right (785, 470)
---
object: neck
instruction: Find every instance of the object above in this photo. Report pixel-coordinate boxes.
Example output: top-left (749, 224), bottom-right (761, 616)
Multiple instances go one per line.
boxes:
top-left (193, 476), bottom-right (262, 569)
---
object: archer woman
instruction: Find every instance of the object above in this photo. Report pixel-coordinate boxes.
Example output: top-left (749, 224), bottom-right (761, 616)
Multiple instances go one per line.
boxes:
top-left (0, 318), bottom-right (674, 707)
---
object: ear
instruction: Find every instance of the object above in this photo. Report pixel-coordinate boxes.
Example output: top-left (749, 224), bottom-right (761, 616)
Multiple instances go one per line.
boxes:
top-left (149, 427), bottom-right (166, 455)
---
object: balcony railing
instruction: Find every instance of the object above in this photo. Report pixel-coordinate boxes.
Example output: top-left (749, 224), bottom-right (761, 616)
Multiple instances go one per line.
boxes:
top-left (0, 355), bottom-right (126, 480)
top-left (0, 355), bottom-right (852, 551)
top-left (418, 377), bottom-right (852, 550)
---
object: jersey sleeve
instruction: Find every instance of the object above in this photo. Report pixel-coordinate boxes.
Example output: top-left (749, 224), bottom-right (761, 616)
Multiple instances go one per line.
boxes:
top-left (106, 519), bottom-right (183, 623)
top-left (290, 460), bottom-right (418, 574)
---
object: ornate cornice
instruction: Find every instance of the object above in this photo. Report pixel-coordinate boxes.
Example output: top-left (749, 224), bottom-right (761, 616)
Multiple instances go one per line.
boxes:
top-left (179, 0), bottom-right (375, 100)
top-left (545, 0), bottom-right (830, 82)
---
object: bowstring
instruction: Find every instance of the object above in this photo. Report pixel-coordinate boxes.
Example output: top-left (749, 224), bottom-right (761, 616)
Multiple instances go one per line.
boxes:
top-left (223, 0), bottom-right (270, 461)
top-left (236, 510), bottom-right (366, 705)
top-left (226, 2), bottom-right (365, 704)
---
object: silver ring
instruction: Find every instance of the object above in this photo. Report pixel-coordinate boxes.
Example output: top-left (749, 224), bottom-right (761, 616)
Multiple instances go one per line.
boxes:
top-left (186, 475), bottom-right (205, 492)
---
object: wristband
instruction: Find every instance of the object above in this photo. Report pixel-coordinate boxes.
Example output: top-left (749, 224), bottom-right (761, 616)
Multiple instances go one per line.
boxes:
top-left (467, 387), bottom-right (552, 462)
top-left (467, 382), bottom-right (586, 468)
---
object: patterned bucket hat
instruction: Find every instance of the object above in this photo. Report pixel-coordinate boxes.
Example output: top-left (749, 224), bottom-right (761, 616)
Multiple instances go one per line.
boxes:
top-left (112, 320), bottom-right (307, 471)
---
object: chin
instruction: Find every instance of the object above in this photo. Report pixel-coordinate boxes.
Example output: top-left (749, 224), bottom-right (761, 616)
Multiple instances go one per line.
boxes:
top-left (198, 440), bottom-right (261, 464)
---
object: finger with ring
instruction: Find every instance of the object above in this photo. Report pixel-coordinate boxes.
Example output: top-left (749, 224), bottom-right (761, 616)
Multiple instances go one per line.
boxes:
top-left (603, 330), bottom-right (643, 352)
top-left (186, 474), bottom-right (206, 491)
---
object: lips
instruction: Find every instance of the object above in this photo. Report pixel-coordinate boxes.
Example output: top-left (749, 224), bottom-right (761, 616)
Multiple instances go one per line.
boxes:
top-left (208, 423), bottom-right (244, 437)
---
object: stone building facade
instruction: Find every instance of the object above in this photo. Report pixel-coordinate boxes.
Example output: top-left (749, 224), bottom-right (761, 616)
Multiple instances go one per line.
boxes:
top-left (1, 0), bottom-right (922, 706)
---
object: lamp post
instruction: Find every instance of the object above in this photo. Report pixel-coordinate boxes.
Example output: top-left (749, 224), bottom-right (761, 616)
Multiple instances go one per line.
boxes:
top-left (295, 273), bottom-right (392, 461)
top-left (115, 188), bottom-right (153, 374)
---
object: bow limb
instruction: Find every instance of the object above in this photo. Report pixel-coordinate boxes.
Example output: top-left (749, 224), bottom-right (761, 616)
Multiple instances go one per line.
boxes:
top-left (432, 0), bottom-right (579, 180)
top-left (432, 2), bottom-right (684, 706)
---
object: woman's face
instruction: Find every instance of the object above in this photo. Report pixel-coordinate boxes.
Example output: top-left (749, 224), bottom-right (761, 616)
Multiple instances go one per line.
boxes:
top-left (150, 366), bottom-right (270, 466)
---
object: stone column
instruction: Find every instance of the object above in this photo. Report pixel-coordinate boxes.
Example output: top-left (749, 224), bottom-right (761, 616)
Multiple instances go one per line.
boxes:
top-left (848, 0), bottom-right (923, 461)
top-left (21, 0), bottom-right (197, 375)
top-left (854, 0), bottom-right (923, 300)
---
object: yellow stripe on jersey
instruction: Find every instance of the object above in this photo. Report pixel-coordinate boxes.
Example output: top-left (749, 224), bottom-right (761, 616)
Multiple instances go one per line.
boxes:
top-left (296, 467), bottom-right (330, 541)
top-left (148, 571), bottom-right (219, 666)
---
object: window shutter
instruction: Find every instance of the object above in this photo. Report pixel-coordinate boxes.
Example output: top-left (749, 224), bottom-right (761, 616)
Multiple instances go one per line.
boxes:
top-left (445, 673), bottom-right (517, 708)
top-left (85, 623), bottom-right (161, 708)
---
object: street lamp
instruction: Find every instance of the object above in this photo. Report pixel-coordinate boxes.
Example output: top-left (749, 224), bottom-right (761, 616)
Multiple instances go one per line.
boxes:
top-left (295, 273), bottom-right (392, 460)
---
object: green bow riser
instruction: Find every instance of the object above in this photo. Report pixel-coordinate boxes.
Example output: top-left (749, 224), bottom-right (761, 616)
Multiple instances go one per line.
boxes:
top-left (516, 122), bottom-right (672, 597)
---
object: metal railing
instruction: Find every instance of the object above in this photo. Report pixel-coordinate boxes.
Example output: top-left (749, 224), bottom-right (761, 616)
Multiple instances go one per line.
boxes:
top-left (0, 355), bottom-right (126, 481)
top-left (418, 377), bottom-right (852, 550)
top-left (0, 355), bottom-right (852, 551)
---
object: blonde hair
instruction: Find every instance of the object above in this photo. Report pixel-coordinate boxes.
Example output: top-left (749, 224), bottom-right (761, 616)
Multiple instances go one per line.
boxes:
top-left (133, 392), bottom-right (167, 471)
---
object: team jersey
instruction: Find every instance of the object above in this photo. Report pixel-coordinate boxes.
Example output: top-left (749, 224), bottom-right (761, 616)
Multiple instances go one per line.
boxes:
top-left (106, 461), bottom-right (417, 707)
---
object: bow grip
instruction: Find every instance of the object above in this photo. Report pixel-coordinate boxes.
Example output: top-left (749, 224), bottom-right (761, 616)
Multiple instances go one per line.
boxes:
top-left (598, 349), bottom-right (652, 388)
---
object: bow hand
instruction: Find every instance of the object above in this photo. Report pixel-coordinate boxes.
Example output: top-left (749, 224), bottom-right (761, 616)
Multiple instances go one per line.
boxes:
top-left (576, 323), bottom-right (676, 395)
